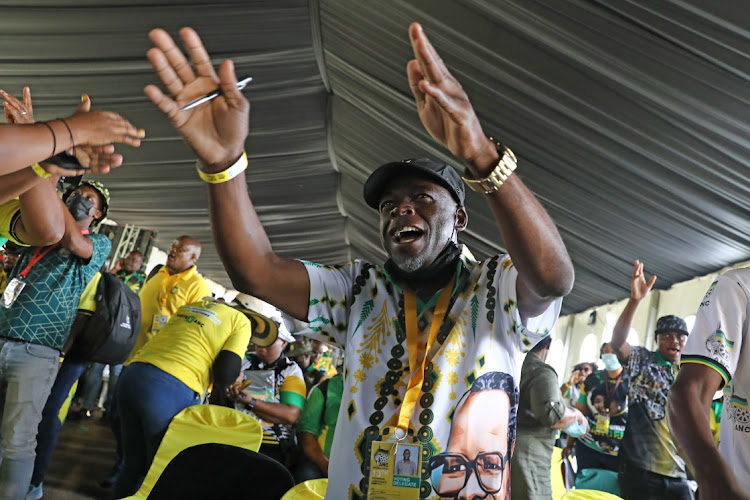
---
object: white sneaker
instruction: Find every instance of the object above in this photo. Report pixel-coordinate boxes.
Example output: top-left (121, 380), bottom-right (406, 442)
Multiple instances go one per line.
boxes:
top-left (26, 482), bottom-right (43, 500)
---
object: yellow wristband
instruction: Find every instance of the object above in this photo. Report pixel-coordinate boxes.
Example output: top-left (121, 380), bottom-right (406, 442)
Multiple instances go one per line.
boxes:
top-left (196, 152), bottom-right (248, 184)
top-left (31, 163), bottom-right (52, 179)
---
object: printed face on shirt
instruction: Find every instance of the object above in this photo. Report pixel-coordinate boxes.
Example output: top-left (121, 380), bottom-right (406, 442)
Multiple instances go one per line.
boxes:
top-left (657, 330), bottom-right (687, 363)
top-left (377, 175), bottom-right (466, 273)
top-left (593, 394), bottom-right (606, 414)
top-left (432, 389), bottom-right (511, 500)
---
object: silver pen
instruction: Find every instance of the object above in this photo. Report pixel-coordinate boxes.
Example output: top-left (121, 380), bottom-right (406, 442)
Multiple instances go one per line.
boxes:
top-left (180, 76), bottom-right (253, 111)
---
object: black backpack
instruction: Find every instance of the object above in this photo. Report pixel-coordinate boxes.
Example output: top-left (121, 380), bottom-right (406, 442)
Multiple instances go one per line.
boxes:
top-left (66, 272), bottom-right (142, 364)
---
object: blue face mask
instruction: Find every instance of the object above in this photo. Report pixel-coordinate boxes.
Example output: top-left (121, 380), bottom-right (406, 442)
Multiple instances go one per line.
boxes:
top-left (565, 419), bottom-right (588, 438)
top-left (601, 353), bottom-right (621, 371)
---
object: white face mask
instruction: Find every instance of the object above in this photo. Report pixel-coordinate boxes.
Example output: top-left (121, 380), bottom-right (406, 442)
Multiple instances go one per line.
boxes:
top-left (601, 353), bottom-right (621, 371)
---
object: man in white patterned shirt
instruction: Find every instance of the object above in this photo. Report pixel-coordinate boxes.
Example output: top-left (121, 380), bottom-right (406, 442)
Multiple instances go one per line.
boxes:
top-left (144, 22), bottom-right (574, 499)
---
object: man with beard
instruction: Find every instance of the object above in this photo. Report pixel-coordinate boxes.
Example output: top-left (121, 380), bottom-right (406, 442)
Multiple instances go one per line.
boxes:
top-left (144, 23), bottom-right (573, 499)
top-left (0, 178), bottom-right (111, 500)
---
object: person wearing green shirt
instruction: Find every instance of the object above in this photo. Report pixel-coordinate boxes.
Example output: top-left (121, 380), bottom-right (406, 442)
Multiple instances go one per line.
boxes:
top-left (293, 374), bottom-right (343, 482)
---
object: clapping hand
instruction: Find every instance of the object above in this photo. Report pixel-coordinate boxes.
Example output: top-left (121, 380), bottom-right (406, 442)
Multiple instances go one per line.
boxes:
top-left (1, 87), bottom-right (140, 174)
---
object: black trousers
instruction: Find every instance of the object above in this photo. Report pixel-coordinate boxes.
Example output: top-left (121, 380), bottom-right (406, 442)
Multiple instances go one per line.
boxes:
top-left (619, 462), bottom-right (693, 500)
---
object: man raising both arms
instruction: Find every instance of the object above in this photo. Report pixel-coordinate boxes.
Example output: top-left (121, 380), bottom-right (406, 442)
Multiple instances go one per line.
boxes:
top-left (145, 23), bottom-right (573, 499)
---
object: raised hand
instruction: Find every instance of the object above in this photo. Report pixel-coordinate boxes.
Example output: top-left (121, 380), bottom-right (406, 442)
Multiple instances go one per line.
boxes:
top-left (2, 87), bottom-right (142, 174)
top-left (145, 27), bottom-right (249, 171)
top-left (2, 88), bottom-right (85, 176)
top-left (631, 259), bottom-right (656, 302)
top-left (2, 87), bottom-right (34, 124)
top-left (407, 23), bottom-right (496, 175)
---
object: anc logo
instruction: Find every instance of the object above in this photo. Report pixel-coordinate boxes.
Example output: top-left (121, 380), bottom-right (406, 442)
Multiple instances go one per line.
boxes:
top-left (705, 328), bottom-right (734, 363)
top-left (372, 447), bottom-right (390, 468)
top-left (728, 395), bottom-right (750, 425)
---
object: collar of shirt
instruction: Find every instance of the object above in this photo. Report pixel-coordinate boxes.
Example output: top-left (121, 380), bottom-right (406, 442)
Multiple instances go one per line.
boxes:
top-left (160, 264), bottom-right (198, 282)
top-left (382, 246), bottom-right (477, 313)
top-left (652, 350), bottom-right (672, 367)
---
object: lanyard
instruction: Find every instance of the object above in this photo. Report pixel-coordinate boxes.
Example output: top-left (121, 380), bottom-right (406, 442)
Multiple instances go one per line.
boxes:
top-left (19, 244), bottom-right (60, 278)
top-left (396, 276), bottom-right (456, 435)
top-left (18, 228), bottom-right (89, 278)
top-left (604, 372), bottom-right (623, 409)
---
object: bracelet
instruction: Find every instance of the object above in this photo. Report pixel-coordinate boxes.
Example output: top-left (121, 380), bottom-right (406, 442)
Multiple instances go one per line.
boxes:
top-left (61, 119), bottom-right (76, 157)
top-left (196, 152), bottom-right (248, 184)
top-left (462, 137), bottom-right (517, 195)
top-left (40, 122), bottom-right (56, 157)
top-left (31, 163), bottom-right (52, 179)
top-left (246, 397), bottom-right (256, 411)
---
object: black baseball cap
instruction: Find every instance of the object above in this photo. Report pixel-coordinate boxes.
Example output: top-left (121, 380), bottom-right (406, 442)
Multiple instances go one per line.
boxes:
top-left (655, 315), bottom-right (689, 337)
top-left (363, 158), bottom-right (465, 209)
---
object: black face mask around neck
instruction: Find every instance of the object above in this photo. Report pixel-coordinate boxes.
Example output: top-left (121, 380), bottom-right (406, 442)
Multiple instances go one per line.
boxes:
top-left (65, 194), bottom-right (94, 222)
top-left (385, 240), bottom-right (461, 290)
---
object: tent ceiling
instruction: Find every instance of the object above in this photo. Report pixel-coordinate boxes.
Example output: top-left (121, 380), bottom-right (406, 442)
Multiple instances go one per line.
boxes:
top-left (4, 1), bottom-right (750, 315)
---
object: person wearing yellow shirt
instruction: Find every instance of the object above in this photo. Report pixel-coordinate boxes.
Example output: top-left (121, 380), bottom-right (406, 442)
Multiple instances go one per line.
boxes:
top-left (112, 299), bottom-right (277, 498)
top-left (125, 235), bottom-right (211, 363)
top-left (0, 243), bottom-right (21, 294)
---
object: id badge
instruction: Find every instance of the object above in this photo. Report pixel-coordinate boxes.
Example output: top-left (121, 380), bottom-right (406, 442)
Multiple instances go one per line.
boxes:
top-left (596, 413), bottom-right (610, 433)
top-left (368, 440), bottom-right (421, 500)
top-left (151, 314), bottom-right (168, 333)
top-left (1, 278), bottom-right (26, 308)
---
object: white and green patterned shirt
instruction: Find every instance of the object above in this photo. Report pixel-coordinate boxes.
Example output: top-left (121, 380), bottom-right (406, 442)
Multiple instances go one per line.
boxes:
top-left (683, 269), bottom-right (750, 490)
top-left (303, 246), bottom-right (561, 500)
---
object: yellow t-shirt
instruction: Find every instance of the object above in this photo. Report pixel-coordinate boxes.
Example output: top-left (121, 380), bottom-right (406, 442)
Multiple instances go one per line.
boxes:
top-left (129, 300), bottom-right (252, 394)
top-left (77, 272), bottom-right (102, 314)
top-left (0, 267), bottom-right (7, 295)
top-left (126, 265), bottom-right (212, 364)
top-left (0, 199), bottom-right (26, 246)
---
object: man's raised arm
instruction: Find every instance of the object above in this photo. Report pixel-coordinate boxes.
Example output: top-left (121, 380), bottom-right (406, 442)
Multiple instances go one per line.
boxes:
top-left (144, 28), bottom-right (310, 320)
top-left (406, 23), bottom-right (573, 319)
top-left (611, 260), bottom-right (656, 362)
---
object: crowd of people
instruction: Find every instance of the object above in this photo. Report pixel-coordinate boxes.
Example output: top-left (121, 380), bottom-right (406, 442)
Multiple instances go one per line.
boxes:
top-left (0, 20), bottom-right (747, 500)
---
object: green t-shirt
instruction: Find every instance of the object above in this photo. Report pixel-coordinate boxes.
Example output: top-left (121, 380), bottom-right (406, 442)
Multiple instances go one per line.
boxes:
top-left (116, 269), bottom-right (146, 294)
top-left (297, 374), bottom-right (343, 458)
top-left (0, 234), bottom-right (111, 350)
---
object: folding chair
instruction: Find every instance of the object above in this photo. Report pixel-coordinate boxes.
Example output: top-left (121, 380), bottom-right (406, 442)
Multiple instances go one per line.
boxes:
top-left (120, 404), bottom-right (263, 499)
top-left (280, 478), bottom-right (328, 500)
top-left (148, 443), bottom-right (294, 499)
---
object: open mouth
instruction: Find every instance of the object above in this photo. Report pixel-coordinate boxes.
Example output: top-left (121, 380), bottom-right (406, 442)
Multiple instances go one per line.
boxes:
top-left (392, 226), bottom-right (424, 244)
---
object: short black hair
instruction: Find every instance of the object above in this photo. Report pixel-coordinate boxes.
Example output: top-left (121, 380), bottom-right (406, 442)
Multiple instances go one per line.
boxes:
top-left (600, 342), bottom-right (609, 357)
top-left (530, 336), bottom-right (553, 353)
